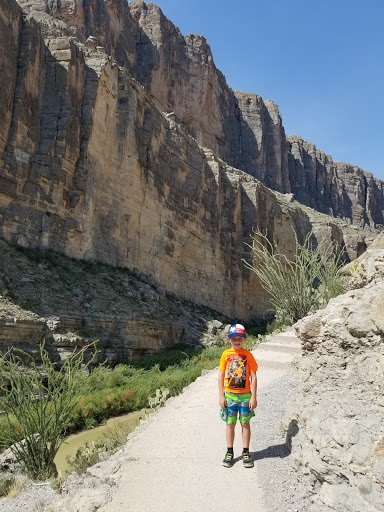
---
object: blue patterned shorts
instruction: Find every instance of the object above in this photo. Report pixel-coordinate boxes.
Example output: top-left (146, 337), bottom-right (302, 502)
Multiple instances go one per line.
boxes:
top-left (220, 391), bottom-right (255, 425)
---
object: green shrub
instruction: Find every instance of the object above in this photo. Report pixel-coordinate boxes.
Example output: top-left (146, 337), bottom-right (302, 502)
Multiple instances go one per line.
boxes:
top-left (66, 387), bottom-right (136, 431)
top-left (147, 387), bottom-right (170, 412)
top-left (66, 419), bottom-right (139, 473)
top-left (102, 420), bottom-right (136, 450)
top-left (265, 319), bottom-right (286, 335)
top-left (66, 441), bottom-right (101, 474)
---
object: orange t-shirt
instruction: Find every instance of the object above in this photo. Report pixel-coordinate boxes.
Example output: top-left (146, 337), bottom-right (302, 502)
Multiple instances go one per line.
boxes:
top-left (219, 348), bottom-right (258, 394)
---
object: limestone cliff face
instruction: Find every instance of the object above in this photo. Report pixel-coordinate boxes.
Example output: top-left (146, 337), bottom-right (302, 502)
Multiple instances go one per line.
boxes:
top-left (0, 0), bottom-right (21, 160)
top-left (129, 2), bottom-right (243, 169)
top-left (0, 0), bottom-right (377, 323)
top-left (16, 0), bottom-right (243, 169)
top-left (127, 2), bottom-right (384, 228)
top-left (288, 136), bottom-right (384, 228)
top-left (0, 0), bottom-right (287, 320)
top-left (234, 91), bottom-right (290, 192)
top-left (9, 0), bottom-right (384, 230)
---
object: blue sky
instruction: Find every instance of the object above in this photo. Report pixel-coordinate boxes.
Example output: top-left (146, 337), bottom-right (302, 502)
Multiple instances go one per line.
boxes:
top-left (151, 0), bottom-right (384, 179)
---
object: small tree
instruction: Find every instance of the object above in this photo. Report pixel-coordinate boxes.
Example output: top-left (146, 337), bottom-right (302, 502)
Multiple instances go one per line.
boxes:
top-left (0, 344), bottom-right (97, 480)
top-left (243, 231), bottom-right (346, 324)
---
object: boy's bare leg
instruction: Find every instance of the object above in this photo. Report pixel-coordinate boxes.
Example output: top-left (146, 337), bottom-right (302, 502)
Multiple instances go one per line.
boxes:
top-left (241, 422), bottom-right (251, 449)
top-left (226, 423), bottom-right (236, 447)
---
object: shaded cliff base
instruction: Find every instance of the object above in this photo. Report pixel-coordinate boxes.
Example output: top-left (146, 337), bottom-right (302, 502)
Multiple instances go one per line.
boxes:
top-left (0, 238), bottom-right (236, 364)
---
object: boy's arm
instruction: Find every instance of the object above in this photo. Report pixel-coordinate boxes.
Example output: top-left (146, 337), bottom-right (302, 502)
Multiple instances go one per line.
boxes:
top-left (218, 370), bottom-right (226, 409)
top-left (249, 371), bottom-right (257, 409)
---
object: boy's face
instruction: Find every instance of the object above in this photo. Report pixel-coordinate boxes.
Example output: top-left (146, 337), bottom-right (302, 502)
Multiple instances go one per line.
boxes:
top-left (229, 336), bottom-right (245, 350)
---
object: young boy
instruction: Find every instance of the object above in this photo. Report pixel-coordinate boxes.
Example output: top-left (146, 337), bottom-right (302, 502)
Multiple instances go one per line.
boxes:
top-left (218, 323), bottom-right (258, 468)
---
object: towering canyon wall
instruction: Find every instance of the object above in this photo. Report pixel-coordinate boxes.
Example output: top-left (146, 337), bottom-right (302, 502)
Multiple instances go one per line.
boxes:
top-left (234, 91), bottom-right (290, 192)
top-left (8, 0), bottom-right (384, 229)
top-left (0, 0), bottom-right (293, 320)
top-left (0, 0), bottom-right (378, 322)
top-left (129, 1), bottom-right (384, 228)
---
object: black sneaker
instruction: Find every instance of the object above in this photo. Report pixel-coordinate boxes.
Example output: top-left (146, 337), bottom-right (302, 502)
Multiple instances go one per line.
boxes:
top-left (222, 451), bottom-right (234, 467)
top-left (242, 452), bottom-right (254, 468)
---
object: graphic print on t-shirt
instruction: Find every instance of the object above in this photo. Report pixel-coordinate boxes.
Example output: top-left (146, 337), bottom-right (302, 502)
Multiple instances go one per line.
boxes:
top-left (225, 354), bottom-right (247, 390)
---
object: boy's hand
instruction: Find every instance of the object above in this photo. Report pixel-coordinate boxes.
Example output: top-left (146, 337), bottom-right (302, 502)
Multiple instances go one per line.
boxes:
top-left (249, 397), bottom-right (257, 410)
top-left (219, 396), bottom-right (227, 409)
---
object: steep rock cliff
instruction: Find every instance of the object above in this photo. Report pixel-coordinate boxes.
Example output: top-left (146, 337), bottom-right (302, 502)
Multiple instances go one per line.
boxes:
top-left (288, 136), bottom-right (384, 227)
top-left (128, 2), bottom-right (384, 228)
top-left (0, 1), bottom-right (292, 320)
top-left (0, 0), bottom-right (377, 325)
top-left (8, 0), bottom-right (384, 229)
top-left (235, 91), bottom-right (290, 192)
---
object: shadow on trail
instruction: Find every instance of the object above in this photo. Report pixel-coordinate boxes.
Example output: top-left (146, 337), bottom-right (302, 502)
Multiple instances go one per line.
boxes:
top-left (251, 419), bottom-right (299, 461)
top-left (253, 444), bottom-right (290, 461)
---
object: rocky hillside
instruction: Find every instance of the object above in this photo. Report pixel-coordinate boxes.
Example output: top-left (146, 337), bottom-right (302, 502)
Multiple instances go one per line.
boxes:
top-left (289, 233), bottom-right (384, 511)
top-left (0, 238), bottom-right (231, 364)
top-left (0, 0), bottom-right (380, 327)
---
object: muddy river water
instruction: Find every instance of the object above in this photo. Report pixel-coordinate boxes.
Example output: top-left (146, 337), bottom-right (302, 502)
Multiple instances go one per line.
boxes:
top-left (54, 410), bottom-right (144, 474)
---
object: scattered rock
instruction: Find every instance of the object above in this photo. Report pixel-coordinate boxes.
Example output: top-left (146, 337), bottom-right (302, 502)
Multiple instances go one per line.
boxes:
top-left (206, 319), bottom-right (223, 335)
top-left (85, 36), bottom-right (98, 48)
top-left (0, 447), bottom-right (22, 473)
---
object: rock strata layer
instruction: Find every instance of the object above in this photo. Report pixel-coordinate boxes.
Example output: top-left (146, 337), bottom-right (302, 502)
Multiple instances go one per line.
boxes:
top-left (288, 136), bottom-right (384, 228)
top-left (20, 0), bottom-right (382, 229)
top-left (0, 239), bottom-right (224, 363)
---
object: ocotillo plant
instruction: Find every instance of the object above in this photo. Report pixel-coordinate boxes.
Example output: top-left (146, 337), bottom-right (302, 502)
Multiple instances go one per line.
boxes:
top-left (0, 343), bottom-right (97, 480)
top-left (243, 231), bottom-right (346, 324)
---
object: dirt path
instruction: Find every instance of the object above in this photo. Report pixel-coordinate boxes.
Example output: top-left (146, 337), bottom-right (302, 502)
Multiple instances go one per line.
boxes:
top-left (57, 331), bottom-right (302, 512)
